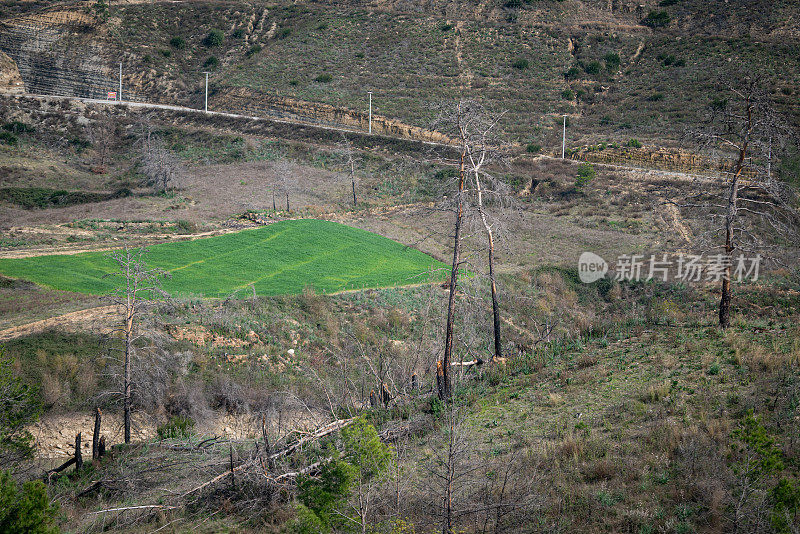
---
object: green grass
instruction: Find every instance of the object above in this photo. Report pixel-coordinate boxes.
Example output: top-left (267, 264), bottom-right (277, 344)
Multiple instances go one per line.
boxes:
top-left (0, 220), bottom-right (446, 298)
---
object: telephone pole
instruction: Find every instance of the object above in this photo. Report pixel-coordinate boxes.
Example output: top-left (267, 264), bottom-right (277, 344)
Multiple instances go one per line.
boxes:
top-left (562, 114), bottom-right (567, 159)
top-left (367, 91), bottom-right (372, 134)
top-left (118, 62), bottom-right (123, 103)
top-left (202, 72), bottom-right (210, 112)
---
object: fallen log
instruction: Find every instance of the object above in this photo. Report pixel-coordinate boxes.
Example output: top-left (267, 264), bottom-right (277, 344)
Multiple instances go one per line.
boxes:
top-left (181, 417), bottom-right (356, 498)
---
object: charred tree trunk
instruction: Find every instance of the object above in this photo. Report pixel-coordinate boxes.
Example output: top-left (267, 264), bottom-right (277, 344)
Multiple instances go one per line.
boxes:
top-left (92, 408), bottom-right (101, 459)
top-left (75, 433), bottom-right (83, 470)
top-left (124, 314), bottom-right (133, 444)
top-left (351, 160), bottom-right (357, 206)
top-left (272, 191), bottom-right (276, 212)
top-left (440, 150), bottom-right (466, 401)
top-left (720, 105), bottom-right (750, 329)
top-left (473, 170), bottom-right (502, 362)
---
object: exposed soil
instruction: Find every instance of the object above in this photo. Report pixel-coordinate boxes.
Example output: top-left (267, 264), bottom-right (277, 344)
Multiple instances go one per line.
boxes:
top-left (29, 408), bottom-right (325, 459)
top-left (0, 304), bottom-right (117, 341)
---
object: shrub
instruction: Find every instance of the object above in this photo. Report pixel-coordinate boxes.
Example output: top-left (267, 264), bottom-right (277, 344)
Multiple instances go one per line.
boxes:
top-left (626, 138), bottom-right (642, 148)
top-left (583, 60), bottom-right (601, 75)
top-left (0, 471), bottom-right (59, 534)
top-left (555, 116), bottom-right (571, 128)
top-left (564, 66), bottom-right (582, 79)
top-left (439, 22), bottom-right (453, 31)
top-left (203, 29), bottom-right (224, 47)
top-left (175, 219), bottom-right (197, 234)
top-left (512, 58), bottom-right (529, 70)
top-left (245, 44), bottom-right (262, 57)
top-left (658, 53), bottom-right (676, 65)
top-left (156, 416), bottom-right (195, 439)
top-left (316, 22), bottom-right (328, 30)
top-left (0, 131), bottom-right (18, 146)
top-left (314, 73), bottom-right (333, 83)
top-left (648, 92), bottom-right (665, 102)
top-left (561, 89), bottom-right (574, 100)
top-left (575, 163), bottom-right (596, 188)
top-left (2, 121), bottom-right (34, 134)
top-left (526, 143), bottom-right (541, 154)
top-left (658, 0), bottom-right (679, 5)
top-left (169, 36), bottom-right (185, 49)
top-left (710, 97), bottom-right (728, 111)
top-left (203, 56), bottom-right (219, 68)
top-left (642, 10), bottom-right (671, 27)
top-left (276, 27), bottom-right (292, 39)
top-left (604, 52), bottom-right (620, 70)
top-left (160, 49), bottom-right (171, 57)
top-left (504, 0), bottom-right (523, 7)
top-left (231, 28), bottom-right (245, 39)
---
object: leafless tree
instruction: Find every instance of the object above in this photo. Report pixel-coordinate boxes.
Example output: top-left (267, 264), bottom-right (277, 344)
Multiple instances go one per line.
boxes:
top-left (104, 247), bottom-right (169, 443)
top-left (684, 70), bottom-right (799, 327)
top-left (424, 401), bottom-right (476, 534)
top-left (86, 115), bottom-right (116, 172)
top-left (274, 158), bottom-right (293, 212)
top-left (140, 134), bottom-right (184, 193)
top-left (461, 104), bottom-right (512, 363)
top-left (431, 100), bottom-right (512, 399)
top-left (339, 134), bottom-right (360, 206)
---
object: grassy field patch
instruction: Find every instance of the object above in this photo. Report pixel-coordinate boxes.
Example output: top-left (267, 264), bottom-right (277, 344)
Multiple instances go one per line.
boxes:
top-left (0, 220), bottom-right (446, 298)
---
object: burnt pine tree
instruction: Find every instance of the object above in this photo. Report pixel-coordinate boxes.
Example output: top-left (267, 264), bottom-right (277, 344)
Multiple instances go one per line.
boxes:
top-left (433, 100), bottom-right (511, 399)
top-left (686, 71), bottom-right (799, 328)
top-left (461, 104), bottom-right (510, 363)
top-left (105, 247), bottom-right (168, 443)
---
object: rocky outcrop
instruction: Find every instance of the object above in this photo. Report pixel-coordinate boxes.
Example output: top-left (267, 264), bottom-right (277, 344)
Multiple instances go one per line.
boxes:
top-left (0, 10), bottom-right (114, 99)
top-left (0, 50), bottom-right (24, 94)
top-left (571, 145), bottom-right (715, 174)
top-left (215, 87), bottom-right (454, 144)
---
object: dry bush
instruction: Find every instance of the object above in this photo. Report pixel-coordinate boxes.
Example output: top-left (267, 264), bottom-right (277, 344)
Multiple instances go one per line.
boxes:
top-left (644, 419), bottom-right (683, 457)
top-left (582, 457), bottom-right (618, 482)
top-left (640, 380), bottom-right (671, 403)
top-left (576, 353), bottom-right (599, 369)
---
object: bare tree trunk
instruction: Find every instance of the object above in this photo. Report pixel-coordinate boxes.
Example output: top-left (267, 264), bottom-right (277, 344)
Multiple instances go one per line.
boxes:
top-left (487, 232), bottom-right (501, 361)
top-left (440, 150), bottom-right (466, 401)
top-left (124, 314), bottom-right (133, 444)
top-left (286, 191), bottom-right (290, 212)
top-left (272, 191), bottom-right (276, 212)
top-left (473, 171), bottom-right (502, 361)
top-left (75, 433), bottom-right (83, 470)
top-left (92, 408), bottom-right (101, 460)
top-left (720, 106), bottom-right (750, 329)
top-left (351, 160), bottom-right (358, 206)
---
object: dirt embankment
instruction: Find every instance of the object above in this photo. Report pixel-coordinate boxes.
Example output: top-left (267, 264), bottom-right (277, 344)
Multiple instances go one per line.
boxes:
top-left (30, 409), bottom-right (324, 458)
top-left (0, 305), bottom-right (118, 342)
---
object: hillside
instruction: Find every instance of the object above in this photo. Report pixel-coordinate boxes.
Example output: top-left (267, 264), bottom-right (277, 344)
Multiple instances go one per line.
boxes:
top-left (0, 1), bottom-right (799, 533)
top-left (1, 0), bottom-right (798, 149)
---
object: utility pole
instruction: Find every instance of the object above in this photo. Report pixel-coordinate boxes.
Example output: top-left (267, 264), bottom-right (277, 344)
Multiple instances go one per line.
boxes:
top-left (562, 114), bottom-right (567, 159)
top-left (119, 62), bottom-right (123, 103)
top-left (367, 91), bottom-right (373, 134)
top-left (202, 72), bottom-right (210, 112)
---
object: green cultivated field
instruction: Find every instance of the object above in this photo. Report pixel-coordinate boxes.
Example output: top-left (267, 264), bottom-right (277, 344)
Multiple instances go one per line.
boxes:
top-left (0, 220), bottom-right (446, 298)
